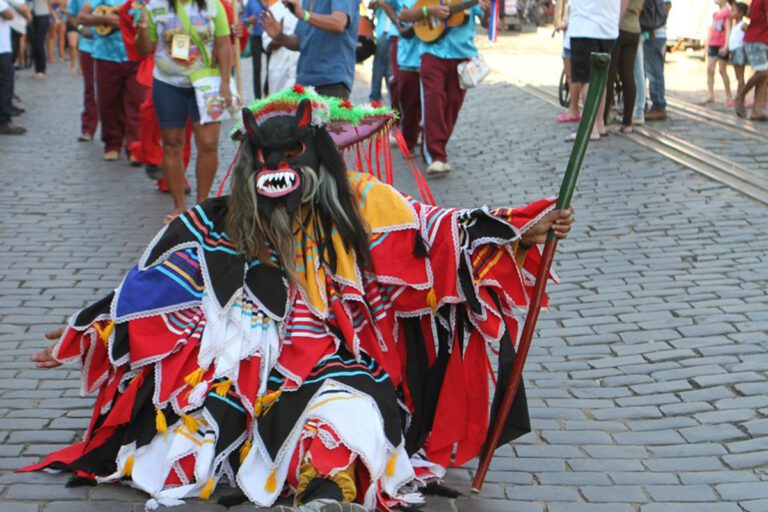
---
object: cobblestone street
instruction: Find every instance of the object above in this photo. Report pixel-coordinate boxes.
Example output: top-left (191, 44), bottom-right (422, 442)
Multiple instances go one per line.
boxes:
top-left (1, 31), bottom-right (768, 512)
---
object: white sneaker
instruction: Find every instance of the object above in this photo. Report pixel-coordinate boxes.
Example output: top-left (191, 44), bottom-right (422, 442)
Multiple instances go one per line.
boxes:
top-left (634, 115), bottom-right (645, 125)
top-left (427, 161), bottom-right (451, 175)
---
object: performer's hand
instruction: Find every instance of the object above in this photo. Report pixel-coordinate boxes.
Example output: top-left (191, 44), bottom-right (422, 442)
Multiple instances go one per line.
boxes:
top-left (220, 82), bottom-right (233, 108)
top-left (260, 10), bottom-right (284, 39)
top-left (479, 0), bottom-right (491, 11)
top-left (427, 4), bottom-right (450, 19)
top-left (520, 207), bottom-right (574, 246)
top-left (30, 327), bottom-right (66, 369)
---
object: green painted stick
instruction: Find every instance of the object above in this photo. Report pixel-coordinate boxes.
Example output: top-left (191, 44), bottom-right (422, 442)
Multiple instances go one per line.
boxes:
top-left (471, 52), bottom-right (611, 492)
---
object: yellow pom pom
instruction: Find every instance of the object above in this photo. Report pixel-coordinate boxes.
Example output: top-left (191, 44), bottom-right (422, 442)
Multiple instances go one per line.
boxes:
top-left (100, 321), bottom-right (115, 344)
top-left (264, 467), bottom-right (277, 493)
top-left (254, 400), bottom-right (263, 417)
top-left (155, 408), bottom-right (167, 437)
top-left (184, 368), bottom-right (205, 387)
top-left (426, 288), bottom-right (437, 311)
top-left (214, 379), bottom-right (231, 396)
top-left (386, 453), bottom-right (397, 477)
top-left (123, 455), bottom-right (134, 477)
top-left (199, 477), bottom-right (216, 500)
top-left (239, 438), bottom-right (251, 464)
top-left (181, 414), bottom-right (199, 433)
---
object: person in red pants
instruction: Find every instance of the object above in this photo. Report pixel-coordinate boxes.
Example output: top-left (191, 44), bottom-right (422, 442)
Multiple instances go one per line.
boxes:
top-left (387, 0), bottom-right (422, 154)
top-left (117, 1), bottom-right (191, 190)
top-left (66, 0), bottom-right (98, 141)
top-left (77, 0), bottom-right (145, 162)
top-left (411, 0), bottom-right (489, 175)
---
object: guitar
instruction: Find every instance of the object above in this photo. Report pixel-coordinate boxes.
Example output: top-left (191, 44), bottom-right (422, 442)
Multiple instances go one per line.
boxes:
top-left (92, 4), bottom-right (119, 36)
top-left (412, 0), bottom-right (479, 43)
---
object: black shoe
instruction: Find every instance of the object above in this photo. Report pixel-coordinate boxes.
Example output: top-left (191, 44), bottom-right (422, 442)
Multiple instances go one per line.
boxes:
top-left (0, 122), bottom-right (26, 135)
top-left (145, 164), bottom-right (163, 180)
top-left (10, 106), bottom-right (24, 116)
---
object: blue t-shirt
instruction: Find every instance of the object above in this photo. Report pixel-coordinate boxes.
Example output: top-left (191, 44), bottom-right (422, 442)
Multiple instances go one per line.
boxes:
top-left (373, 6), bottom-right (396, 39)
top-left (420, 4), bottom-right (481, 60)
top-left (388, 0), bottom-right (421, 69)
top-left (67, 0), bottom-right (94, 53)
top-left (89, 0), bottom-right (128, 62)
top-left (295, 0), bottom-right (358, 90)
top-left (244, 0), bottom-right (264, 36)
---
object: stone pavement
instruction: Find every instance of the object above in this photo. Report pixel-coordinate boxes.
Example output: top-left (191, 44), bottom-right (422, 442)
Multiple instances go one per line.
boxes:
top-left (2, 33), bottom-right (768, 512)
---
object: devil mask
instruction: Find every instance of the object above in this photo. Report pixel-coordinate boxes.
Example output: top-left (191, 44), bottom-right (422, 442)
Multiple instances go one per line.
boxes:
top-left (240, 99), bottom-right (321, 218)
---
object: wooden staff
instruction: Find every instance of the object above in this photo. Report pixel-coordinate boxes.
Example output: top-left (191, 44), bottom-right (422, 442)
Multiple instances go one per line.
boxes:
top-left (232, 0), bottom-right (243, 97)
top-left (471, 52), bottom-right (612, 493)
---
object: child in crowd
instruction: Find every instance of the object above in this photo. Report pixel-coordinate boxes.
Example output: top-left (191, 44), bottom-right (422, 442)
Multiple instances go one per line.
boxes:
top-left (729, 2), bottom-right (749, 98)
top-left (703, 0), bottom-right (733, 105)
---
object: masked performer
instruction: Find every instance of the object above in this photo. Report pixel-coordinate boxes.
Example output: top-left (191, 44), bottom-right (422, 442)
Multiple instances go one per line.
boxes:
top-left (25, 87), bottom-right (573, 511)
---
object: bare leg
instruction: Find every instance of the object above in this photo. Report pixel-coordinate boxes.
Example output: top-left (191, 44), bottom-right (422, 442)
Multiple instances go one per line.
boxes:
top-left (191, 122), bottom-right (221, 204)
top-left (67, 31), bottom-right (78, 73)
top-left (752, 75), bottom-right (768, 118)
top-left (705, 56), bottom-right (716, 102)
top-left (718, 58), bottom-right (732, 102)
top-left (46, 26), bottom-right (55, 64)
top-left (567, 82), bottom-right (582, 117)
top-left (735, 65), bottom-right (745, 96)
top-left (160, 127), bottom-right (187, 222)
top-left (57, 23), bottom-right (66, 61)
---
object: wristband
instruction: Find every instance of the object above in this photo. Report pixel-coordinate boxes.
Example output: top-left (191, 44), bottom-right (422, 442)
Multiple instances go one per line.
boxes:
top-left (422, 5), bottom-right (428, 18)
top-left (303, 10), bottom-right (311, 22)
top-left (77, 24), bottom-right (84, 32)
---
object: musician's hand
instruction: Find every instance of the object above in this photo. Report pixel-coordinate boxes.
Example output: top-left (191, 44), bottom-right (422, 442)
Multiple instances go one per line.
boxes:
top-left (81, 26), bottom-right (93, 37)
top-left (260, 10), bottom-right (284, 39)
top-left (231, 21), bottom-right (244, 38)
top-left (101, 13), bottom-right (120, 27)
top-left (427, 4), bottom-right (450, 19)
top-left (30, 327), bottom-right (66, 369)
top-left (479, 0), bottom-right (490, 11)
top-left (284, 0), bottom-right (303, 19)
top-left (220, 81), bottom-right (232, 108)
top-left (519, 207), bottom-right (574, 247)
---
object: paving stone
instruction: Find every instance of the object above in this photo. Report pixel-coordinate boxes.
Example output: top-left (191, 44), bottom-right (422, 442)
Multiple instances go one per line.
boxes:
top-left (640, 504), bottom-right (742, 512)
top-left (716, 482), bottom-right (768, 500)
top-left (723, 451), bottom-right (768, 470)
top-left (679, 424), bottom-right (747, 443)
top-left (581, 485), bottom-right (647, 503)
top-left (645, 485), bottom-right (717, 502)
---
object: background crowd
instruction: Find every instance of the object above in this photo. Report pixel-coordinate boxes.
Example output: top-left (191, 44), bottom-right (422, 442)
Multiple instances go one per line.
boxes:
top-left (555, 0), bottom-right (768, 138)
top-left (2, 0), bottom-right (767, 217)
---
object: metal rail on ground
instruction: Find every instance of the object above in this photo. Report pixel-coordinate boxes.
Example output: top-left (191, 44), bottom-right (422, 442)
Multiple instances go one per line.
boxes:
top-left (523, 84), bottom-right (768, 206)
top-left (665, 97), bottom-right (768, 142)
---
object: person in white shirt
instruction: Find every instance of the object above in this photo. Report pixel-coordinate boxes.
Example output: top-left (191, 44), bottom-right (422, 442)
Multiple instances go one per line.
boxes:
top-left (566, 0), bottom-right (626, 140)
top-left (728, 2), bottom-right (749, 96)
top-left (0, 0), bottom-right (29, 134)
top-left (261, 0), bottom-right (298, 93)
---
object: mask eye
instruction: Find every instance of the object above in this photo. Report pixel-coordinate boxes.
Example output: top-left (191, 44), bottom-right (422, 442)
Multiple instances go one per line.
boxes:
top-left (282, 142), bottom-right (305, 160)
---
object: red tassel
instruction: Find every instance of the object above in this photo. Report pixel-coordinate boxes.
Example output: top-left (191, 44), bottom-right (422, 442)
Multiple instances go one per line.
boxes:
top-left (217, 142), bottom-right (242, 197)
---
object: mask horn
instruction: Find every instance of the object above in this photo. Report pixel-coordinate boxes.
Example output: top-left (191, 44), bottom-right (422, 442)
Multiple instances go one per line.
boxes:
top-left (294, 99), bottom-right (313, 130)
top-left (242, 107), bottom-right (262, 144)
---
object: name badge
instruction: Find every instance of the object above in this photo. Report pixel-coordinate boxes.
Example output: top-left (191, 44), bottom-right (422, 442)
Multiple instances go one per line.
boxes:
top-left (171, 33), bottom-right (191, 61)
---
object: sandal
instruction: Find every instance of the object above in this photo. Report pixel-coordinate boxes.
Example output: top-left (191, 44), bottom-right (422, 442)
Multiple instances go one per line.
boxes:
top-left (734, 102), bottom-right (747, 118)
top-left (556, 112), bottom-right (581, 123)
top-left (619, 125), bottom-right (633, 134)
top-left (565, 132), bottom-right (600, 142)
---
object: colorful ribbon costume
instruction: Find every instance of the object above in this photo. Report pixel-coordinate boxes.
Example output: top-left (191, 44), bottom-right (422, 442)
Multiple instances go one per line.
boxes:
top-left (23, 87), bottom-right (557, 511)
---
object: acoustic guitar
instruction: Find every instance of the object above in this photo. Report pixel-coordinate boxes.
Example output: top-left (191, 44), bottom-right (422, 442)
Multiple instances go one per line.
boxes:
top-left (412, 0), bottom-right (479, 43)
top-left (92, 4), bottom-right (119, 36)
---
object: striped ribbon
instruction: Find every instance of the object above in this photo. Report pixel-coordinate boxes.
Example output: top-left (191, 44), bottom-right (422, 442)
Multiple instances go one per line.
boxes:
top-left (488, 0), bottom-right (500, 41)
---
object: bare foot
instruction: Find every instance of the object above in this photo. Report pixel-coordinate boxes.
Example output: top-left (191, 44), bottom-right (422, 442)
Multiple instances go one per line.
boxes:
top-left (163, 209), bottom-right (185, 225)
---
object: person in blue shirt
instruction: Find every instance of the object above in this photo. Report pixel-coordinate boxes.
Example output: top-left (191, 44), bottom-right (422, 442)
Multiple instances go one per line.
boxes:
top-left (67, 0), bottom-right (98, 141)
top-left (244, 0), bottom-right (266, 99)
top-left (368, 0), bottom-right (398, 102)
top-left (401, 0), bottom-right (489, 175)
top-left (260, 0), bottom-right (358, 98)
top-left (78, 0), bottom-right (145, 161)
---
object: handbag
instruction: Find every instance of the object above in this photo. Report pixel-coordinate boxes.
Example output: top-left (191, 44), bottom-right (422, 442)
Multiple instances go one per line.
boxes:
top-left (457, 54), bottom-right (490, 90)
top-left (177, 0), bottom-right (241, 124)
